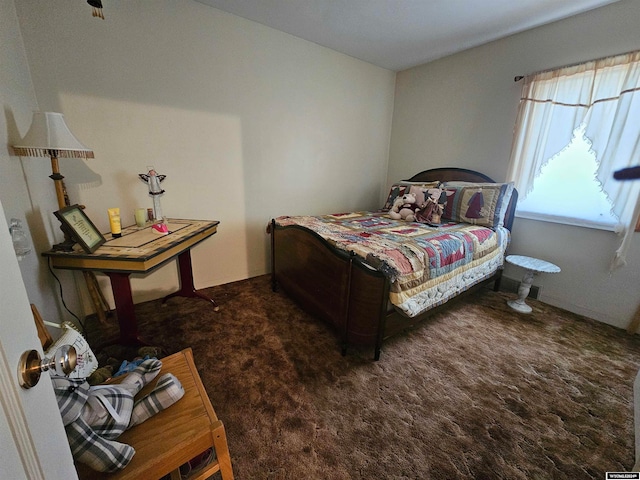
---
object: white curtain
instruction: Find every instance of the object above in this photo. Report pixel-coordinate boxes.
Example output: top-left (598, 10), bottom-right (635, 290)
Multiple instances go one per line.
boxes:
top-left (507, 50), bottom-right (640, 269)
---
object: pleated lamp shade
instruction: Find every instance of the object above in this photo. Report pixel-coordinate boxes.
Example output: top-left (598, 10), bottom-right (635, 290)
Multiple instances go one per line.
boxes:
top-left (14, 112), bottom-right (94, 159)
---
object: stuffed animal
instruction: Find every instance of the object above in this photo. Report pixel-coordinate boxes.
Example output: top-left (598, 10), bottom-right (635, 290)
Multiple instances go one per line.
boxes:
top-left (52, 358), bottom-right (184, 472)
top-left (389, 192), bottom-right (421, 222)
top-left (415, 187), bottom-right (451, 224)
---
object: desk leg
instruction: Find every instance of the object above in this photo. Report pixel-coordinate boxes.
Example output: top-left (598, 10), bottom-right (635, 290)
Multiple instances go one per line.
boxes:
top-left (162, 250), bottom-right (220, 312)
top-left (106, 272), bottom-right (144, 345)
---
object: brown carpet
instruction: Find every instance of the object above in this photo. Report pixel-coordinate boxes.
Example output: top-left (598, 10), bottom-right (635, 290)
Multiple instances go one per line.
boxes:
top-left (87, 275), bottom-right (640, 479)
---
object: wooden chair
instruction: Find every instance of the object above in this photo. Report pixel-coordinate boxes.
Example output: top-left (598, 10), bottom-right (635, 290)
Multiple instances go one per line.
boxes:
top-left (75, 347), bottom-right (234, 480)
top-left (31, 306), bottom-right (233, 479)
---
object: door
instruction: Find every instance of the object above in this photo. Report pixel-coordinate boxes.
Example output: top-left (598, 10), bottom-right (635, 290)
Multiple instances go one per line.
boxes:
top-left (0, 199), bottom-right (77, 479)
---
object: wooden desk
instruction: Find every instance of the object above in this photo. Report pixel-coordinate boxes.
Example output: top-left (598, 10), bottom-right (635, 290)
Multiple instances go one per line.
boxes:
top-left (43, 219), bottom-right (220, 345)
top-left (76, 348), bottom-right (234, 480)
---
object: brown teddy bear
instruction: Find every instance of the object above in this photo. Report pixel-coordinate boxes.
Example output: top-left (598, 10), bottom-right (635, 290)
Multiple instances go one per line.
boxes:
top-left (389, 192), bottom-right (421, 222)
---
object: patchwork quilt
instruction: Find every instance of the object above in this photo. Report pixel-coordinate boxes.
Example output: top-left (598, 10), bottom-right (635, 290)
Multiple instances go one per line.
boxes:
top-left (275, 212), bottom-right (510, 317)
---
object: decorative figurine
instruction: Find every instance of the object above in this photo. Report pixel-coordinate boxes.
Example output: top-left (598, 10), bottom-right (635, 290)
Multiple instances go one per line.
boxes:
top-left (138, 167), bottom-right (166, 221)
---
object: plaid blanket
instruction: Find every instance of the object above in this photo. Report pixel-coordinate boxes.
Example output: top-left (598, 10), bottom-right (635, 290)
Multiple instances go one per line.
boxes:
top-left (52, 359), bottom-right (185, 472)
top-left (275, 212), bottom-right (510, 317)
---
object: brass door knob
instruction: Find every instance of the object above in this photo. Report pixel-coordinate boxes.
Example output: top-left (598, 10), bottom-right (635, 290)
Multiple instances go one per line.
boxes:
top-left (18, 345), bottom-right (77, 389)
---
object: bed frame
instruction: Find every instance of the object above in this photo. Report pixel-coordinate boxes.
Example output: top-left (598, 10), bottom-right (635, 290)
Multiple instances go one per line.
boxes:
top-left (270, 167), bottom-right (518, 360)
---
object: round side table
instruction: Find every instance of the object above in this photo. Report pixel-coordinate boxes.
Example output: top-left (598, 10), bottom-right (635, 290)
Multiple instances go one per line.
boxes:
top-left (505, 255), bottom-right (560, 313)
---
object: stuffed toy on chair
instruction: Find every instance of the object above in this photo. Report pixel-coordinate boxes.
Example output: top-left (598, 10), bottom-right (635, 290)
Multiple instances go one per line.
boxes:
top-left (52, 358), bottom-right (184, 472)
top-left (389, 192), bottom-right (421, 221)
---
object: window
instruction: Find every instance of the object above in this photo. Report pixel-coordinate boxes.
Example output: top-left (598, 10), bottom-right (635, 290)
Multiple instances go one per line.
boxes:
top-left (516, 124), bottom-right (619, 230)
top-left (507, 51), bottom-right (640, 268)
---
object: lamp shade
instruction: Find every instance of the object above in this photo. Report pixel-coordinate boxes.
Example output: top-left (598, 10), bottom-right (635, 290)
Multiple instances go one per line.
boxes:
top-left (14, 112), bottom-right (94, 159)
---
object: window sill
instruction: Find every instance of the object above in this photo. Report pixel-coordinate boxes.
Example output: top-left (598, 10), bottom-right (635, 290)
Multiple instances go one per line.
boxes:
top-left (515, 211), bottom-right (621, 233)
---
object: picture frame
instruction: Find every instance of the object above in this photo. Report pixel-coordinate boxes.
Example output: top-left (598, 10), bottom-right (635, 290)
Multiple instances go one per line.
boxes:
top-left (54, 204), bottom-right (106, 253)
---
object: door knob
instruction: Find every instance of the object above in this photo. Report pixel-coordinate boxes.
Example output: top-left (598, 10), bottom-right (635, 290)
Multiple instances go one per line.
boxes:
top-left (18, 345), bottom-right (77, 389)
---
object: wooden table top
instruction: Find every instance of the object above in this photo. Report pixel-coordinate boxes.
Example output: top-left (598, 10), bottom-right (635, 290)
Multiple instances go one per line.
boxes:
top-left (43, 219), bottom-right (219, 273)
top-left (506, 254), bottom-right (561, 274)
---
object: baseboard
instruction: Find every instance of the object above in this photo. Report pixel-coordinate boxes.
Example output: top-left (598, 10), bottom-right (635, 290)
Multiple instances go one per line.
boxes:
top-left (501, 277), bottom-right (629, 330)
top-left (500, 276), bottom-right (540, 300)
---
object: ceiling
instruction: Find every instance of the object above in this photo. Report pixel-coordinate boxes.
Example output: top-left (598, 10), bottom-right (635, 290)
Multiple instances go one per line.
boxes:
top-left (193, 0), bottom-right (620, 71)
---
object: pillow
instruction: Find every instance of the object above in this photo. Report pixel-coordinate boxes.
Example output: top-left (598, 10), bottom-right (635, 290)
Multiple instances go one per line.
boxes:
top-left (441, 181), bottom-right (514, 228)
top-left (381, 181), bottom-right (440, 211)
top-left (408, 183), bottom-right (447, 207)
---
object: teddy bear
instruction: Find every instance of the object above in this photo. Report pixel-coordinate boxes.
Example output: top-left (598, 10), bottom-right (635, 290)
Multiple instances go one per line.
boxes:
top-left (415, 187), bottom-right (452, 224)
top-left (389, 192), bottom-right (421, 221)
top-left (52, 358), bottom-right (184, 472)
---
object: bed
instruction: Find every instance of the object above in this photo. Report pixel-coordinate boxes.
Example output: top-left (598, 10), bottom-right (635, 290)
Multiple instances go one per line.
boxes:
top-left (269, 167), bottom-right (518, 360)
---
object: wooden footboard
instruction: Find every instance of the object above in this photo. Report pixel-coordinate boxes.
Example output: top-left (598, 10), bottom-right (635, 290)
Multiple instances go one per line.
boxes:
top-left (271, 220), bottom-right (389, 358)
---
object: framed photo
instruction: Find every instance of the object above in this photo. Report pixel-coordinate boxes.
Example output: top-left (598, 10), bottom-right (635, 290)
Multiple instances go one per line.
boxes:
top-left (54, 205), bottom-right (106, 253)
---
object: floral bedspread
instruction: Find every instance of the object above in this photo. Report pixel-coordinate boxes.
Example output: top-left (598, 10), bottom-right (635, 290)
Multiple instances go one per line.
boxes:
top-left (275, 212), bottom-right (510, 317)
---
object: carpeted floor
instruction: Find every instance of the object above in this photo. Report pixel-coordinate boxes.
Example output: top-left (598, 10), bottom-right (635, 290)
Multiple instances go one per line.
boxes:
top-left (87, 275), bottom-right (640, 479)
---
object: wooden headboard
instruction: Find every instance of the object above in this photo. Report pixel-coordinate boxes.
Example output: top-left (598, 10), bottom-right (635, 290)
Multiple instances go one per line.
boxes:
top-left (404, 167), bottom-right (518, 231)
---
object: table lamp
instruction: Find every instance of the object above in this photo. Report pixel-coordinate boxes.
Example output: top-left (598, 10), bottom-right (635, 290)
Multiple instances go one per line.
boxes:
top-left (14, 112), bottom-right (110, 323)
top-left (14, 111), bottom-right (94, 215)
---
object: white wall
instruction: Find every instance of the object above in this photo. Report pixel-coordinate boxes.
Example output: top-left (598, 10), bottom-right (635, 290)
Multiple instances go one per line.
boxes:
top-left (0, 0), bottom-right (74, 323)
top-left (389, 0), bottom-right (640, 328)
top-left (11, 0), bottom-right (395, 312)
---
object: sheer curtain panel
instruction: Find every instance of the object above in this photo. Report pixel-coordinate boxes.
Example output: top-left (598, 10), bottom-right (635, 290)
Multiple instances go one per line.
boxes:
top-left (507, 50), bottom-right (640, 269)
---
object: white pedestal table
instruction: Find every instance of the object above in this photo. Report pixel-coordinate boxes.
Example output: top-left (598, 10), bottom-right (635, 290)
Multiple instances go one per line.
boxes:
top-left (505, 254), bottom-right (560, 313)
